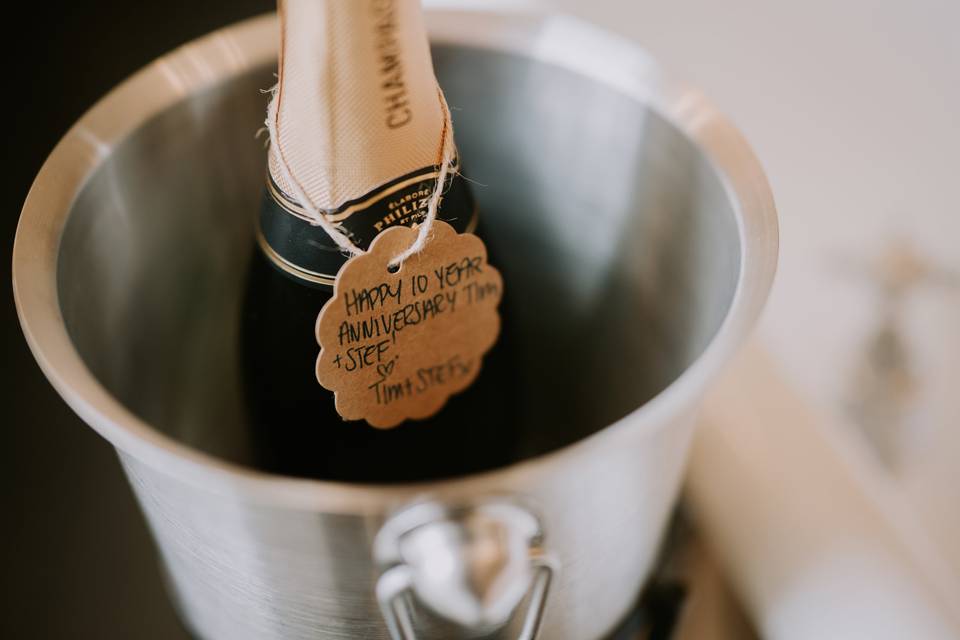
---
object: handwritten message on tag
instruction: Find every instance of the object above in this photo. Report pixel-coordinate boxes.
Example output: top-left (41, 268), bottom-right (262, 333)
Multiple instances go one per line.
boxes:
top-left (315, 221), bottom-right (503, 428)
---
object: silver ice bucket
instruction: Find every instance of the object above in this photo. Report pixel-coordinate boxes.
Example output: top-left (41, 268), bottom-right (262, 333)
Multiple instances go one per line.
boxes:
top-left (13, 9), bottom-right (777, 640)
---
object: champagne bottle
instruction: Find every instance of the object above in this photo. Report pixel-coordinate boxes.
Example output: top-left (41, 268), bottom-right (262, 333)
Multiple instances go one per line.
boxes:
top-left (242, 0), bottom-right (519, 482)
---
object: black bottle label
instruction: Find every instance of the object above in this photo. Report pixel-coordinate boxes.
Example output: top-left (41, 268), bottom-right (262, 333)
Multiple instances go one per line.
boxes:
top-left (258, 166), bottom-right (477, 286)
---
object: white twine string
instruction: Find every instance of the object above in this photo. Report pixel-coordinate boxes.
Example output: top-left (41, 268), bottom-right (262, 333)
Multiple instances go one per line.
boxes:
top-left (264, 85), bottom-right (457, 268)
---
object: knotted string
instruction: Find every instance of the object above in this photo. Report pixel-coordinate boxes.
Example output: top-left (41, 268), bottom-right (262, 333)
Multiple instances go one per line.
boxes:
top-left (264, 84), bottom-right (456, 268)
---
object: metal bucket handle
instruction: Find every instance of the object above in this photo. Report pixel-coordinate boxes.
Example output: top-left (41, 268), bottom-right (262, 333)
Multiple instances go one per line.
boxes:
top-left (374, 499), bottom-right (557, 639)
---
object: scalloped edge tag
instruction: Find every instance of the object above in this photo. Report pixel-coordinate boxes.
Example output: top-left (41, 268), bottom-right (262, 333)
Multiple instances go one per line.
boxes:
top-left (315, 221), bottom-right (503, 429)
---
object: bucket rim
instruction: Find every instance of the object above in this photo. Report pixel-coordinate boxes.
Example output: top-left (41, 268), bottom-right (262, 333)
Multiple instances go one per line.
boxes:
top-left (12, 9), bottom-right (778, 512)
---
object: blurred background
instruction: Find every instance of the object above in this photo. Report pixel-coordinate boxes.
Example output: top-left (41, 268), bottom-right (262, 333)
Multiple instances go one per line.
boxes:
top-left (3, 0), bottom-right (958, 638)
top-left (3, 3), bottom-right (273, 637)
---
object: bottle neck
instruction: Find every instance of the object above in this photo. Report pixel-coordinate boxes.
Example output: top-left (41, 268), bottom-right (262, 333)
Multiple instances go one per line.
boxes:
top-left (270, 0), bottom-right (445, 210)
top-left (260, 0), bottom-right (477, 287)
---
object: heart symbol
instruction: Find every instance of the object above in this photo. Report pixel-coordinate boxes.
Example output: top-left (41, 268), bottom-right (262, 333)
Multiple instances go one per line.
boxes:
top-left (377, 360), bottom-right (395, 379)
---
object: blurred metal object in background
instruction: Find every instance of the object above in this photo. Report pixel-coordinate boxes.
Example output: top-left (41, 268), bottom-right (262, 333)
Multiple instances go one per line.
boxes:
top-left (12, 9), bottom-right (776, 640)
top-left (838, 239), bottom-right (960, 472)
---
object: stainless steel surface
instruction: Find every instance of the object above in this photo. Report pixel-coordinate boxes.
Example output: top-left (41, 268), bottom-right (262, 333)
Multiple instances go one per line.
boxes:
top-left (12, 9), bottom-right (777, 640)
top-left (374, 500), bottom-right (555, 638)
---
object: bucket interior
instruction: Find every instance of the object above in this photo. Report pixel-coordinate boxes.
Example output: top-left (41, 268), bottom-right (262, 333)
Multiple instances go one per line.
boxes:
top-left (57, 44), bottom-right (741, 469)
